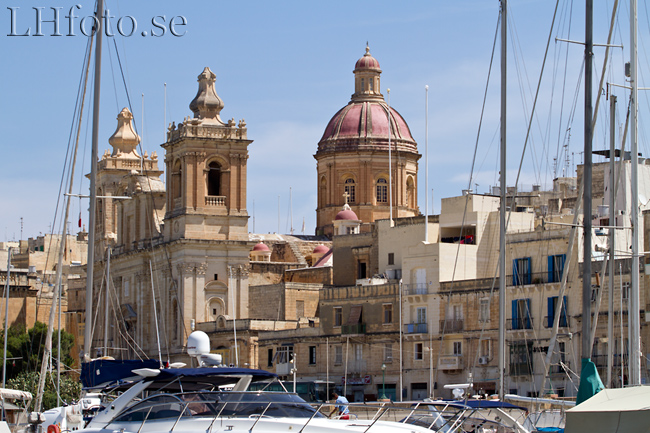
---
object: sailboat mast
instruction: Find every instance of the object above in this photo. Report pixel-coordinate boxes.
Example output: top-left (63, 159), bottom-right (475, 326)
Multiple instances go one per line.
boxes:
top-left (608, 95), bottom-right (616, 388)
top-left (582, 0), bottom-right (593, 362)
top-left (84, 0), bottom-right (104, 360)
top-left (629, 0), bottom-right (641, 385)
top-left (498, 0), bottom-right (507, 400)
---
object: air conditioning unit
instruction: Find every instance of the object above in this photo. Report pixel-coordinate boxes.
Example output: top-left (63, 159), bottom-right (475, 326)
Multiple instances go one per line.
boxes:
top-left (478, 356), bottom-right (489, 365)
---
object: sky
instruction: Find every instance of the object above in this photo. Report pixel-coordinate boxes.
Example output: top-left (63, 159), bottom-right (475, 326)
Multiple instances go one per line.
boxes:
top-left (0, 0), bottom-right (647, 241)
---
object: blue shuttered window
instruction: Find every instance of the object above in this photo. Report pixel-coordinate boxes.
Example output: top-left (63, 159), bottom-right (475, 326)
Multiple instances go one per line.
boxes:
top-left (513, 258), bottom-right (532, 286)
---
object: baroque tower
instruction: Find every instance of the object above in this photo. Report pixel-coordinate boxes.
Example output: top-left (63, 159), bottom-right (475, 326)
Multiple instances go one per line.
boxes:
top-left (315, 47), bottom-right (420, 237)
top-left (162, 67), bottom-right (251, 241)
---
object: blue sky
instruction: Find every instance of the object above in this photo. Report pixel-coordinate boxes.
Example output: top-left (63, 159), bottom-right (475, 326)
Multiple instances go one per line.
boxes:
top-left (0, 0), bottom-right (644, 240)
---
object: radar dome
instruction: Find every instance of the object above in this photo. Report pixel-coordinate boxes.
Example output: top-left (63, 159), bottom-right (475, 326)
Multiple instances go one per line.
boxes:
top-left (187, 330), bottom-right (211, 357)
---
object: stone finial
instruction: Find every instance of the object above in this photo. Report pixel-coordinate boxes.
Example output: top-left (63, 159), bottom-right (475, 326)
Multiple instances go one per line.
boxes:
top-left (109, 107), bottom-right (141, 158)
top-left (189, 67), bottom-right (225, 124)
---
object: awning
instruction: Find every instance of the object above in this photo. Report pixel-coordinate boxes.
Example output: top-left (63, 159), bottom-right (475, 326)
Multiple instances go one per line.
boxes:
top-left (346, 305), bottom-right (362, 325)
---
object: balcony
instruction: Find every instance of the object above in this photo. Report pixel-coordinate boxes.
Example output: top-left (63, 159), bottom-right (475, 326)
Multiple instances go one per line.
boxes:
top-left (438, 355), bottom-right (462, 370)
top-left (404, 322), bottom-right (428, 334)
top-left (403, 283), bottom-right (431, 296)
top-left (543, 316), bottom-right (570, 328)
top-left (507, 318), bottom-right (534, 330)
top-left (341, 323), bottom-right (366, 335)
top-left (548, 362), bottom-right (570, 375)
top-left (439, 319), bottom-right (464, 333)
top-left (509, 271), bottom-right (564, 286)
top-left (205, 195), bottom-right (226, 206)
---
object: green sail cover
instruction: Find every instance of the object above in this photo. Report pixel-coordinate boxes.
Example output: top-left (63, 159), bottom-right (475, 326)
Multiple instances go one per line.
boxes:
top-left (576, 358), bottom-right (604, 405)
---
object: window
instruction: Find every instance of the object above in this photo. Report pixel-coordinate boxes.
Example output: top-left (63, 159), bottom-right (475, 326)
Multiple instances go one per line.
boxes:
top-left (622, 282), bottom-right (630, 300)
top-left (355, 344), bottom-right (363, 361)
top-left (207, 161), bottom-right (221, 196)
top-left (123, 279), bottom-right (130, 297)
top-left (548, 254), bottom-right (566, 283)
top-left (344, 178), bottom-right (356, 203)
top-left (267, 349), bottom-right (273, 367)
top-left (406, 176), bottom-right (415, 209)
top-left (416, 307), bottom-right (427, 324)
top-left (273, 346), bottom-right (293, 364)
top-left (414, 342), bottom-right (424, 360)
top-left (384, 343), bottom-right (393, 362)
top-left (511, 299), bottom-right (532, 330)
top-left (172, 160), bottom-right (182, 200)
top-left (376, 178), bottom-right (388, 203)
top-left (309, 346), bottom-right (316, 365)
top-left (510, 341), bottom-right (533, 376)
top-left (334, 307), bottom-right (342, 327)
top-left (512, 257), bottom-right (532, 286)
top-left (383, 304), bottom-right (393, 324)
top-left (547, 296), bottom-right (568, 328)
top-left (453, 341), bottom-right (462, 355)
top-left (334, 346), bottom-right (343, 365)
top-left (479, 298), bottom-right (490, 322)
top-left (388, 253), bottom-right (394, 265)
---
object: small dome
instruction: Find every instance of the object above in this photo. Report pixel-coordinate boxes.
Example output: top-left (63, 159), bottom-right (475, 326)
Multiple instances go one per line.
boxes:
top-left (335, 204), bottom-right (359, 221)
top-left (313, 244), bottom-right (329, 254)
top-left (252, 242), bottom-right (270, 252)
top-left (354, 45), bottom-right (381, 71)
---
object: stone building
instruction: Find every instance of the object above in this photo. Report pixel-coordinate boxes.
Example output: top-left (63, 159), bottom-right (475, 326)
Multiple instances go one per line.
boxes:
top-left (315, 47), bottom-right (421, 237)
top-left (81, 67), bottom-right (254, 359)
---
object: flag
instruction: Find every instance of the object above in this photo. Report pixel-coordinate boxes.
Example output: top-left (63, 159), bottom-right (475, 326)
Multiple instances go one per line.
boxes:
top-left (78, 212), bottom-right (82, 228)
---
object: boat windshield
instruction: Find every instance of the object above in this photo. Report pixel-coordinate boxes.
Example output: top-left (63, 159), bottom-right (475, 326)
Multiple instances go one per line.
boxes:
top-left (110, 391), bottom-right (324, 423)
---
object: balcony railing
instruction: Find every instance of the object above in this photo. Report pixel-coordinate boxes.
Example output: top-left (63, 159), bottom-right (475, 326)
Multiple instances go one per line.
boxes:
top-left (543, 316), bottom-right (570, 328)
top-left (592, 354), bottom-right (624, 368)
top-left (205, 195), bottom-right (226, 206)
top-left (404, 322), bottom-right (428, 334)
top-left (341, 323), bottom-right (366, 335)
top-left (439, 319), bottom-right (464, 333)
top-left (507, 318), bottom-right (534, 330)
top-left (509, 271), bottom-right (565, 286)
top-left (403, 283), bottom-right (431, 296)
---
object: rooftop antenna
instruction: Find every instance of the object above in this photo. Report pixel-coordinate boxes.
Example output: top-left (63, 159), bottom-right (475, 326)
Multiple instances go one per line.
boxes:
top-left (20, 217), bottom-right (23, 241)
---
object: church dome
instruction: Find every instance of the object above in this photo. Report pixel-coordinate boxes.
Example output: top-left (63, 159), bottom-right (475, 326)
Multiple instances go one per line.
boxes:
top-left (252, 242), bottom-right (270, 252)
top-left (313, 244), bottom-right (329, 254)
top-left (317, 46), bottom-right (417, 155)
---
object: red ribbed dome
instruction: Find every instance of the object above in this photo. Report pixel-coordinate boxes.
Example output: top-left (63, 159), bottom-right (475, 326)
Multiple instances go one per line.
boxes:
top-left (313, 244), bottom-right (329, 254)
top-left (318, 101), bottom-right (416, 153)
top-left (252, 242), bottom-right (270, 252)
top-left (355, 49), bottom-right (381, 71)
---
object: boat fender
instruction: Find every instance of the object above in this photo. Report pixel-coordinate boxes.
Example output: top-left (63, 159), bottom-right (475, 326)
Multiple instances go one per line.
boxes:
top-left (47, 424), bottom-right (61, 433)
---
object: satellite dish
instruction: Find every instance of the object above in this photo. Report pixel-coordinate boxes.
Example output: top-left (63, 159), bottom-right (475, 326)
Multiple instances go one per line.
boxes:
top-left (452, 388), bottom-right (465, 400)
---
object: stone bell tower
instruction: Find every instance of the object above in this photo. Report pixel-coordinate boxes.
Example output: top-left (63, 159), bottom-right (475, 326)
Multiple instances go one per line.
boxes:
top-left (162, 67), bottom-right (252, 242)
top-left (95, 107), bottom-right (164, 255)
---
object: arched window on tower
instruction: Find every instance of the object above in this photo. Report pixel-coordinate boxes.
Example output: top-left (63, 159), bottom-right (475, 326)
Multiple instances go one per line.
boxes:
top-left (172, 160), bottom-right (182, 204)
top-left (376, 178), bottom-right (388, 203)
top-left (207, 161), bottom-right (222, 196)
top-left (344, 178), bottom-right (356, 204)
top-left (406, 176), bottom-right (415, 209)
